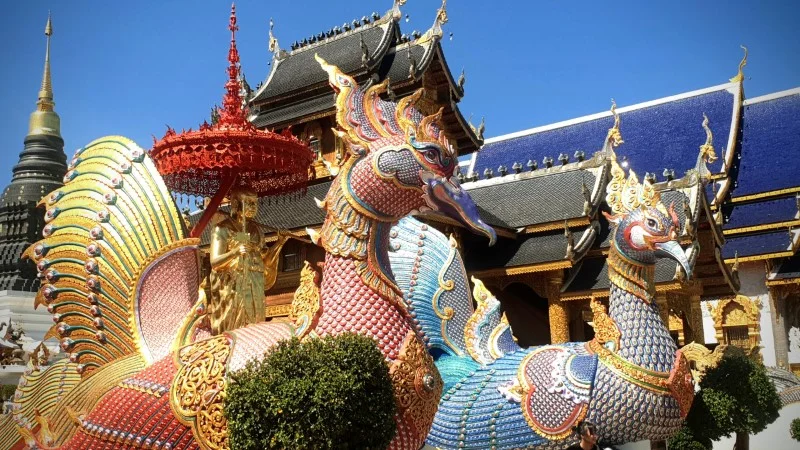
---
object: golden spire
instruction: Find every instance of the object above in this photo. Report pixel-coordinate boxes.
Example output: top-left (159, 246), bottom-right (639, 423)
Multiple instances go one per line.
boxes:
top-left (28, 12), bottom-right (61, 138)
top-left (729, 45), bottom-right (748, 83)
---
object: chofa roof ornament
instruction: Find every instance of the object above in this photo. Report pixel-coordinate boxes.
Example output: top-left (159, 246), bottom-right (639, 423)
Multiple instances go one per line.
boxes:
top-left (604, 100), bottom-right (663, 216)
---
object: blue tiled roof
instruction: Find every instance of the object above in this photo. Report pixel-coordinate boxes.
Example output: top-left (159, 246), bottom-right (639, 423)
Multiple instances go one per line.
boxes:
top-left (723, 197), bottom-right (799, 230)
top-left (722, 230), bottom-right (794, 259)
top-left (475, 85), bottom-right (737, 182)
top-left (733, 90), bottom-right (800, 198)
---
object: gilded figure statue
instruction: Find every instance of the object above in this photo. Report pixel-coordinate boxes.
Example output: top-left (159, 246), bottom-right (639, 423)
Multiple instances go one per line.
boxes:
top-left (206, 188), bottom-right (291, 334)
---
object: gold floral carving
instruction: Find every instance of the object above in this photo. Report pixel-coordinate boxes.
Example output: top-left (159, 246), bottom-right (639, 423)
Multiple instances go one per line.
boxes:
top-left (170, 335), bottom-right (232, 450)
top-left (389, 332), bottom-right (443, 438)
top-left (290, 261), bottom-right (322, 338)
top-left (589, 298), bottom-right (621, 350)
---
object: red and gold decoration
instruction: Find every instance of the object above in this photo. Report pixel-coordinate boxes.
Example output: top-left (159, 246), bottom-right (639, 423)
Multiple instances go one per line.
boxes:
top-left (150, 4), bottom-right (313, 238)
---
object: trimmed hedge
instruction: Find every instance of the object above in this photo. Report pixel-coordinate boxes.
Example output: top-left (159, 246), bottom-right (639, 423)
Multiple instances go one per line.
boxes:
top-left (225, 333), bottom-right (397, 450)
top-left (791, 417), bottom-right (800, 442)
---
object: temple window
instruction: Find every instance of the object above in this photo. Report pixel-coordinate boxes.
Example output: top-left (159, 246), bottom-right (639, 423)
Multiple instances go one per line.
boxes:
top-left (309, 136), bottom-right (321, 161)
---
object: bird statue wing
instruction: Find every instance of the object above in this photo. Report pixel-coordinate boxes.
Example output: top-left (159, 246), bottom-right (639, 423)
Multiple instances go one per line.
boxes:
top-left (23, 136), bottom-right (200, 377)
top-left (389, 216), bottom-right (474, 357)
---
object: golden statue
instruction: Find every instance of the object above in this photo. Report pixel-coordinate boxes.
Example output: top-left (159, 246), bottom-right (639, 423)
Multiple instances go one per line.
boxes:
top-left (205, 188), bottom-right (292, 334)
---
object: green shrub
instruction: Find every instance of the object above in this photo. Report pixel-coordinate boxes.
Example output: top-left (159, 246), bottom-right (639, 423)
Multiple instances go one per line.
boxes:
top-left (225, 333), bottom-right (397, 450)
top-left (791, 418), bottom-right (800, 442)
top-left (669, 348), bottom-right (781, 450)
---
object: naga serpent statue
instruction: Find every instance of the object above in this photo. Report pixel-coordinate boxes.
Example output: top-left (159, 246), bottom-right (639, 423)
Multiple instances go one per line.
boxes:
top-left (8, 55), bottom-right (494, 450)
top-left (388, 116), bottom-right (696, 448)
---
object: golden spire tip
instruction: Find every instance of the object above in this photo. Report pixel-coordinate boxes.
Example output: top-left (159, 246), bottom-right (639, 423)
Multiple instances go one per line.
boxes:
top-left (729, 45), bottom-right (748, 83)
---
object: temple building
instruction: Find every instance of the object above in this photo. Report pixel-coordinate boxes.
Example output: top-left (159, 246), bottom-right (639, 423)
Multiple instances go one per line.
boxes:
top-left (0, 15), bottom-right (67, 384)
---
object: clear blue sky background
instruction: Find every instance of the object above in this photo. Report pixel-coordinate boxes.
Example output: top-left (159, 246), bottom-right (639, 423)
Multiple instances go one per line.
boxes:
top-left (1, 1), bottom-right (798, 192)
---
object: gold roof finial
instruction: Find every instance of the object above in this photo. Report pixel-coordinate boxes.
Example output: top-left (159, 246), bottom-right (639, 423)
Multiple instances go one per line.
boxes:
top-left (729, 45), bottom-right (748, 83)
top-left (28, 11), bottom-right (61, 138)
top-left (605, 99), bottom-right (623, 149)
top-left (699, 113), bottom-right (718, 164)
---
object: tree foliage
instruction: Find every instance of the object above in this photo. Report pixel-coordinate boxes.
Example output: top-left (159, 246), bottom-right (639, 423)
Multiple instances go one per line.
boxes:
top-left (791, 418), bottom-right (800, 442)
top-left (225, 333), bottom-right (397, 450)
top-left (668, 348), bottom-right (781, 450)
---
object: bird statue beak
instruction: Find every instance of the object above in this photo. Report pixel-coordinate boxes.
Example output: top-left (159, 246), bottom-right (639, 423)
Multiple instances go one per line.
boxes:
top-left (654, 240), bottom-right (692, 280)
top-left (421, 173), bottom-right (496, 245)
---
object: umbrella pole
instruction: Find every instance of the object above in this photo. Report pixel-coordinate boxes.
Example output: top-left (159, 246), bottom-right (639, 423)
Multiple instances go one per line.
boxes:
top-left (189, 174), bottom-right (239, 239)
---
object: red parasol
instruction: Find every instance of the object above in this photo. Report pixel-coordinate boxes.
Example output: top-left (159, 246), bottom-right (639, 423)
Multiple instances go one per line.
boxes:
top-left (150, 4), bottom-right (313, 238)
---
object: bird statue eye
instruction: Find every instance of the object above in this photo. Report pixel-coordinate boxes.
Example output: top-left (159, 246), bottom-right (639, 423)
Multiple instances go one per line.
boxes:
top-left (646, 218), bottom-right (658, 229)
top-left (424, 149), bottom-right (438, 163)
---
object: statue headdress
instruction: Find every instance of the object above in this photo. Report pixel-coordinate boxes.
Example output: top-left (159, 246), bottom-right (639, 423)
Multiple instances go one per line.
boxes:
top-left (604, 100), bottom-right (663, 216)
top-left (315, 54), bottom-right (452, 156)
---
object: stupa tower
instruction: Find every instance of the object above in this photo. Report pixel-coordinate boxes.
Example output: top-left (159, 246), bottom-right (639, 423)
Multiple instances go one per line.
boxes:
top-left (0, 13), bottom-right (67, 291)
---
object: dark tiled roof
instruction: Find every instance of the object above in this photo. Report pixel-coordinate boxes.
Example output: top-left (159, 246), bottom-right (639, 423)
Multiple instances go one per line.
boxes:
top-left (188, 182), bottom-right (331, 246)
top-left (252, 22), bottom-right (395, 103)
top-left (722, 196), bottom-right (800, 230)
top-left (722, 230), bottom-right (795, 259)
top-left (251, 95), bottom-right (334, 129)
top-left (733, 90), bottom-right (800, 198)
top-left (475, 85), bottom-right (737, 183)
top-left (376, 40), bottom-right (431, 83)
top-left (564, 257), bottom-right (679, 293)
top-left (464, 226), bottom-right (593, 271)
top-left (772, 252), bottom-right (800, 279)
top-left (254, 181), bottom-right (330, 229)
top-left (465, 169), bottom-right (598, 228)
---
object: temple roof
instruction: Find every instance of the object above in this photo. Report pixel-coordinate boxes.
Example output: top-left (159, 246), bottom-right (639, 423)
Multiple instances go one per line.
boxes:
top-left (722, 229), bottom-right (799, 262)
top-left (562, 256), bottom-right (682, 295)
top-left (769, 252), bottom-right (800, 281)
top-left (465, 223), bottom-right (598, 274)
top-left (251, 14), bottom-right (397, 103)
top-left (731, 88), bottom-right (800, 201)
top-left (722, 196), bottom-right (800, 234)
top-left (463, 154), bottom-right (607, 229)
top-left (247, 2), bottom-right (482, 153)
top-left (471, 83), bottom-right (741, 199)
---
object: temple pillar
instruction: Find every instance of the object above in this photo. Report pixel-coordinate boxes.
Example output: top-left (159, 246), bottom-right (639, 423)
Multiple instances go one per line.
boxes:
top-left (769, 287), bottom-right (790, 369)
top-left (689, 294), bottom-right (705, 344)
top-left (547, 274), bottom-right (569, 344)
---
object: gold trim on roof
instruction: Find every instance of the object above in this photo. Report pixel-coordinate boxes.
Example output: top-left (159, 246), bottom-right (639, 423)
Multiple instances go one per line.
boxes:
top-left (723, 220), bottom-right (800, 236)
top-left (731, 186), bottom-right (800, 203)
top-left (766, 277), bottom-right (800, 287)
top-left (469, 260), bottom-right (571, 278)
top-left (725, 251), bottom-right (795, 264)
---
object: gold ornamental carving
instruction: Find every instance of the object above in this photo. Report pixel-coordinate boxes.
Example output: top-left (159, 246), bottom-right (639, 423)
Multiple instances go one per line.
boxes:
top-left (389, 332), bottom-right (443, 438)
top-left (170, 334), bottom-right (232, 450)
top-left (590, 298), bottom-right (621, 349)
top-left (290, 261), bottom-right (322, 338)
top-left (707, 295), bottom-right (761, 354)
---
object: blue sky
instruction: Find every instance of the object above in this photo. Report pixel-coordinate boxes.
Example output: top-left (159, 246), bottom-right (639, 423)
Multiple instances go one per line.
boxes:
top-left (1, 1), bottom-right (798, 192)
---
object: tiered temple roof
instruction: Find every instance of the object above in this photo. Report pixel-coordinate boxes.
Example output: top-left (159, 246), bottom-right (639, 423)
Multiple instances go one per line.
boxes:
top-left (248, 0), bottom-right (482, 154)
top-left (719, 88), bottom-right (800, 263)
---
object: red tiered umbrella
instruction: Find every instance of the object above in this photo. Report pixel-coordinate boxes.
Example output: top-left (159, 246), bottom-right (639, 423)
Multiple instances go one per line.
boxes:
top-left (150, 4), bottom-right (313, 238)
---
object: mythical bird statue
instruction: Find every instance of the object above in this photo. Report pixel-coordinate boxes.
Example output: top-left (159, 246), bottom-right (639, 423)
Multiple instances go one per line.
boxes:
top-left (8, 55), bottom-right (495, 450)
top-left (389, 116), bottom-right (696, 448)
